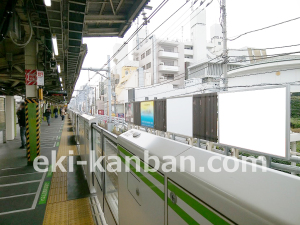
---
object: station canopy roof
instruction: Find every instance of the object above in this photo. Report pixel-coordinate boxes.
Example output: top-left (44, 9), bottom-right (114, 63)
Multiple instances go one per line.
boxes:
top-left (0, 0), bottom-right (149, 103)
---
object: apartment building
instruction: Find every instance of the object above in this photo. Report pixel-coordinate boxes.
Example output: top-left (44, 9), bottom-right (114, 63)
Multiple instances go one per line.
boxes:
top-left (132, 37), bottom-right (194, 88)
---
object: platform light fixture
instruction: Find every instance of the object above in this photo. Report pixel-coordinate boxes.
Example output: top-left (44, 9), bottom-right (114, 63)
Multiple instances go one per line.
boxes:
top-left (44, 0), bottom-right (51, 7)
top-left (57, 64), bottom-right (61, 73)
top-left (52, 34), bottom-right (58, 55)
top-left (59, 77), bottom-right (62, 82)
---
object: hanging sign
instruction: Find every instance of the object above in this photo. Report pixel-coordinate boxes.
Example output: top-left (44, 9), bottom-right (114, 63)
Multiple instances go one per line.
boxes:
top-left (25, 69), bottom-right (37, 85)
top-left (37, 71), bottom-right (44, 86)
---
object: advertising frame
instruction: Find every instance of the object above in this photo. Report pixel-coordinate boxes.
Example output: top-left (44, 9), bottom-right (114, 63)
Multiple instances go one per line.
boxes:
top-left (125, 102), bottom-right (134, 123)
top-left (140, 101), bottom-right (155, 128)
top-left (218, 85), bottom-right (290, 160)
top-left (166, 96), bottom-right (193, 138)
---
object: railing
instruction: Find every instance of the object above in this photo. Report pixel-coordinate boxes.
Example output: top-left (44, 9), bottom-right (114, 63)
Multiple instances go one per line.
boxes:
top-left (71, 110), bottom-right (300, 177)
top-left (94, 113), bottom-right (300, 176)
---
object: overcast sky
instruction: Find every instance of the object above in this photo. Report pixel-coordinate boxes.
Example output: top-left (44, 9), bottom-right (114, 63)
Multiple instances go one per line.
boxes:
top-left (74, 0), bottom-right (300, 94)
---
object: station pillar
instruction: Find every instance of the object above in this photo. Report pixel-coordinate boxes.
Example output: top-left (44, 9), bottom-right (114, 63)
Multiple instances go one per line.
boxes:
top-left (25, 38), bottom-right (40, 165)
top-left (5, 96), bottom-right (15, 140)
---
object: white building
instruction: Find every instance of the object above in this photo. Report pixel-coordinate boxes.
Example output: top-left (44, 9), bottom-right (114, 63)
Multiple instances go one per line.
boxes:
top-left (129, 7), bottom-right (212, 89)
top-left (228, 55), bottom-right (300, 92)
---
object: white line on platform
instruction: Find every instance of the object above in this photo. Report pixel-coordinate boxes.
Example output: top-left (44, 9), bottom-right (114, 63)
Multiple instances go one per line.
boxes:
top-left (32, 171), bottom-right (46, 209)
top-left (0, 207), bottom-right (33, 216)
top-left (0, 172), bottom-right (40, 178)
top-left (0, 193), bottom-right (36, 200)
top-left (1, 166), bottom-right (26, 171)
top-left (0, 180), bottom-right (41, 187)
top-left (53, 142), bottom-right (56, 147)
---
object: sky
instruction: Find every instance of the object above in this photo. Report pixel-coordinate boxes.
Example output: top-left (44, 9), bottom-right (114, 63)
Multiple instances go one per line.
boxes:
top-left (74, 0), bottom-right (300, 95)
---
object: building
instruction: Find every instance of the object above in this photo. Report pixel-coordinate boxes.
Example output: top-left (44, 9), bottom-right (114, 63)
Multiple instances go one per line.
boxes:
top-left (129, 7), bottom-right (211, 88)
top-left (228, 55), bottom-right (300, 92)
top-left (132, 37), bottom-right (194, 88)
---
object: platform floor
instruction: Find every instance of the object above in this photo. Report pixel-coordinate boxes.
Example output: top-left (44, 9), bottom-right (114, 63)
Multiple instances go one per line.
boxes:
top-left (0, 116), bottom-right (96, 225)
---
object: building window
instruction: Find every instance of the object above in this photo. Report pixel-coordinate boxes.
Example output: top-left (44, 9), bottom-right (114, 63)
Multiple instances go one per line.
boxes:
top-left (184, 46), bottom-right (193, 50)
top-left (141, 53), bottom-right (145, 60)
top-left (162, 60), bottom-right (175, 66)
top-left (135, 57), bottom-right (139, 61)
top-left (184, 55), bottom-right (193, 59)
top-left (146, 49), bottom-right (151, 56)
top-left (218, 42), bottom-right (221, 45)
top-left (163, 74), bottom-right (174, 80)
top-left (162, 46), bottom-right (174, 52)
top-left (146, 62), bottom-right (151, 69)
top-left (142, 65), bottom-right (145, 70)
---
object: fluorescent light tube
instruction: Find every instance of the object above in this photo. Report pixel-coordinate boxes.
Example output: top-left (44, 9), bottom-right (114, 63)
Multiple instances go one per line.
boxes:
top-left (44, 0), bottom-right (51, 7)
top-left (52, 34), bottom-right (58, 55)
top-left (57, 64), bottom-right (61, 73)
top-left (59, 77), bottom-right (62, 82)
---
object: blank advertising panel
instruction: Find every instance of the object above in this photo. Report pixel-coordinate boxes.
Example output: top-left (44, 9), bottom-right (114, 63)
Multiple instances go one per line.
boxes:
top-left (219, 86), bottom-right (289, 158)
top-left (193, 93), bottom-right (218, 142)
top-left (141, 101), bottom-right (154, 128)
top-left (125, 103), bottom-right (134, 123)
top-left (167, 97), bottom-right (193, 137)
top-left (154, 99), bottom-right (166, 132)
top-left (134, 102), bottom-right (141, 126)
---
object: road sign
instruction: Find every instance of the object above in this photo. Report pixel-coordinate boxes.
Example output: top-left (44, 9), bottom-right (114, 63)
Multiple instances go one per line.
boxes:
top-left (37, 71), bottom-right (44, 86)
top-left (25, 69), bottom-right (37, 85)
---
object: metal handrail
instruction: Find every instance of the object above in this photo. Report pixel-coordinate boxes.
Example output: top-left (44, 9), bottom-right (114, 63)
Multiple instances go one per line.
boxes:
top-left (92, 123), bottom-right (118, 144)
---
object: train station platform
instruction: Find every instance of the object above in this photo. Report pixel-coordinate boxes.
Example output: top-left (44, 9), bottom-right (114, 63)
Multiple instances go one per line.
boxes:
top-left (0, 117), bottom-right (96, 225)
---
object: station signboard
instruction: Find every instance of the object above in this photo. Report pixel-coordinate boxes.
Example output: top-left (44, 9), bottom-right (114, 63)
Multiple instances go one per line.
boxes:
top-left (37, 71), bottom-right (44, 86)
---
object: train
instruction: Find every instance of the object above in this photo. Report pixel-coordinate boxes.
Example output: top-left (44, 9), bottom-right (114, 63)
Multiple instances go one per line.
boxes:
top-left (69, 109), bottom-right (300, 225)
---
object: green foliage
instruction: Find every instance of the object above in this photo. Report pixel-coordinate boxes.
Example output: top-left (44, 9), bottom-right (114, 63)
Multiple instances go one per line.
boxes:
top-left (290, 96), bottom-right (300, 129)
top-left (290, 118), bottom-right (300, 128)
top-left (291, 96), bottom-right (300, 118)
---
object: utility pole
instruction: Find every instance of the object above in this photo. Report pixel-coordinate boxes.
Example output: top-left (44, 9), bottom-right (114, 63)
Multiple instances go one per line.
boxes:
top-left (94, 87), bottom-right (96, 115)
top-left (221, 0), bottom-right (228, 91)
top-left (107, 55), bottom-right (113, 131)
top-left (136, 17), bottom-right (140, 50)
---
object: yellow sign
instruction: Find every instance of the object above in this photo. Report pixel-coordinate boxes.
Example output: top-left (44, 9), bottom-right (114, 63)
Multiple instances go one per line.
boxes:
top-left (121, 66), bottom-right (137, 79)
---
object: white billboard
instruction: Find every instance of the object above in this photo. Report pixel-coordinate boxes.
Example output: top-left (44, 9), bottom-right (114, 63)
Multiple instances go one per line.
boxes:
top-left (167, 97), bottom-right (193, 137)
top-left (219, 86), bottom-right (289, 158)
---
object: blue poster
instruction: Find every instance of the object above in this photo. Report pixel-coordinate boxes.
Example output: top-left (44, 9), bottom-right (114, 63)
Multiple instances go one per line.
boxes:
top-left (141, 101), bottom-right (154, 128)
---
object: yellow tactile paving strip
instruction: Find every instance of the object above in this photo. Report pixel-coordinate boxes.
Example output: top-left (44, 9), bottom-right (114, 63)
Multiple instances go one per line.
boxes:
top-left (43, 119), bottom-right (94, 225)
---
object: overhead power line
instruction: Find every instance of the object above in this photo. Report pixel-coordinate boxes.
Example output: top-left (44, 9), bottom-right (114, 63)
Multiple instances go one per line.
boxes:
top-left (114, 0), bottom-right (216, 69)
top-left (228, 16), bottom-right (300, 41)
top-left (97, 0), bottom-right (169, 71)
top-left (227, 51), bottom-right (300, 60)
top-left (170, 80), bottom-right (300, 98)
top-left (88, 0), bottom-right (215, 83)
top-left (229, 43), bottom-right (300, 51)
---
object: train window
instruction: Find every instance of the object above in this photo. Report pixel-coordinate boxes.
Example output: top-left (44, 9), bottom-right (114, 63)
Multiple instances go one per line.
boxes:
top-left (104, 138), bottom-right (119, 223)
top-left (94, 131), bottom-right (103, 189)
